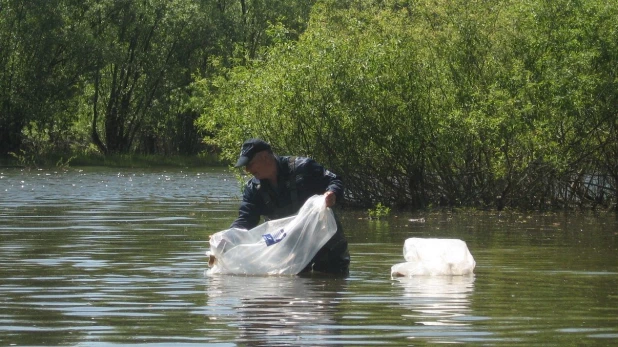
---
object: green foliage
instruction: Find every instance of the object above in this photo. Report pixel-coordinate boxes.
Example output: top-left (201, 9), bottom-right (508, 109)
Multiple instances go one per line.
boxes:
top-left (195, 0), bottom-right (617, 210)
top-left (367, 202), bottom-right (391, 220)
top-left (8, 149), bottom-right (37, 169)
top-left (0, 0), bottom-right (86, 155)
top-left (55, 156), bottom-right (75, 169)
top-left (1, 0), bottom-right (616, 210)
top-left (1, 0), bottom-right (314, 159)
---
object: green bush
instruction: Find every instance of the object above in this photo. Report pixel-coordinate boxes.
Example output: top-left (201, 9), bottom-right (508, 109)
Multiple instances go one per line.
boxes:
top-left (195, 0), bottom-right (618, 211)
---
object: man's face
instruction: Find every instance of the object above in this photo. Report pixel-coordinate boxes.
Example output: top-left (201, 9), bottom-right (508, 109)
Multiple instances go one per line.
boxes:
top-left (245, 151), bottom-right (275, 180)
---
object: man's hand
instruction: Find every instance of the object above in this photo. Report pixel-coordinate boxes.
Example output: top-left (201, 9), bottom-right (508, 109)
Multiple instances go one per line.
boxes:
top-left (324, 191), bottom-right (336, 207)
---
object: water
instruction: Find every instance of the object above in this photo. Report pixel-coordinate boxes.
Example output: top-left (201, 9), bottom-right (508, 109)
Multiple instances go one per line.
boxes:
top-left (1, 167), bottom-right (617, 346)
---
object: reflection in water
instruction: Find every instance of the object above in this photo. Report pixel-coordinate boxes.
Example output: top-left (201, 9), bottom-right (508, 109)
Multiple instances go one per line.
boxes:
top-left (394, 275), bottom-right (475, 328)
top-left (204, 274), bottom-right (347, 346)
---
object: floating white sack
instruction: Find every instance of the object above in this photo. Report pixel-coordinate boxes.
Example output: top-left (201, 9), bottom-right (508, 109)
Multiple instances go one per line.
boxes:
top-left (207, 195), bottom-right (336, 276)
top-left (391, 238), bottom-right (476, 277)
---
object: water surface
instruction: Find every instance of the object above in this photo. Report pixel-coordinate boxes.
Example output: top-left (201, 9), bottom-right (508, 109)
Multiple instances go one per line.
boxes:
top-left (1, 167), bottom-right (617, 346)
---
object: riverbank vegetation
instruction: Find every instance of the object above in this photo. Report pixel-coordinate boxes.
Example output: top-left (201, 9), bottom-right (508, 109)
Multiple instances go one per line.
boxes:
top-left (1, 0), bottom-right (616, 211)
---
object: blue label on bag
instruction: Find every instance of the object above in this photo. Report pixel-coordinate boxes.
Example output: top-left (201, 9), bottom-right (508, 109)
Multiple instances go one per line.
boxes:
top-left (262, 228), bottom-right (287, 246)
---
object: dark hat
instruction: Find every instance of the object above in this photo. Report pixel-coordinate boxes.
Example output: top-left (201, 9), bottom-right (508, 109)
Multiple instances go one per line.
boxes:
top-left (234, 139), bottom-right (272, 167)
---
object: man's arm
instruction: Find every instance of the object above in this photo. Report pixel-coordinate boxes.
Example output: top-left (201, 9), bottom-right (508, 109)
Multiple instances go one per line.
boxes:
top-left (323, 168), bottom-right (343, 200)
top-left (230, 181), bottom-right (262, 230)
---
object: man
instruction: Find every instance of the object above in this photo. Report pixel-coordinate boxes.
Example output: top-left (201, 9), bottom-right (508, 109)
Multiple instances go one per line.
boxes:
top-left (230, 138), bottom-right (350, 275)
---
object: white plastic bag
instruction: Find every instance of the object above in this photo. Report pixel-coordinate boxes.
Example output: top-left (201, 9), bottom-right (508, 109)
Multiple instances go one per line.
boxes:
top-left (391, 238), bottom-right (476, 277)
top-left (207, 195), bottom-right (336, 275)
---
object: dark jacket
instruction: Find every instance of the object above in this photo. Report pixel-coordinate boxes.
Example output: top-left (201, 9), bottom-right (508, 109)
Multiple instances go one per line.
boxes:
top-left (231, 156), bottom-right (344, 230)
top-left (230, 155), bottom-right (349, 274)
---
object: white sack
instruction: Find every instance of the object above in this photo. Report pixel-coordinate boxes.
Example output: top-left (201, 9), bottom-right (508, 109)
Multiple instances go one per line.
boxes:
top-left (207, 195), bottom-right (336, 275)
top-left (391, 238), bottom-right (476, 277)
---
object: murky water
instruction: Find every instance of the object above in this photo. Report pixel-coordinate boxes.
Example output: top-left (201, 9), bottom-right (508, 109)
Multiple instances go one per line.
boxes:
top-left (1, 167), bottom-right (617, 346)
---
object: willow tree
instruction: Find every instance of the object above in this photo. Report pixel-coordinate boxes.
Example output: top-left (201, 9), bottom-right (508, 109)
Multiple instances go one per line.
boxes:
top-left (0, 0), bottom-right (90, 156)
top-left (86, 1), bottom-right (204, 154)
top-left (196, 0), bottom-right (617, 210)
top-left (196, 2), bottom-right (439, 207)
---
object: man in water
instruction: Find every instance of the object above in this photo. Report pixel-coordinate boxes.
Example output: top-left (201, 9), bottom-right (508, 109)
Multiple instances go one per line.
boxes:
top-left (231, 138), bottom-right (350, 275)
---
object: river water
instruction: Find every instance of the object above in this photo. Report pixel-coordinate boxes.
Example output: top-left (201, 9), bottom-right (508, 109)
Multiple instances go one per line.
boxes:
top-left (1, 167), bottom-right (617, 346)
